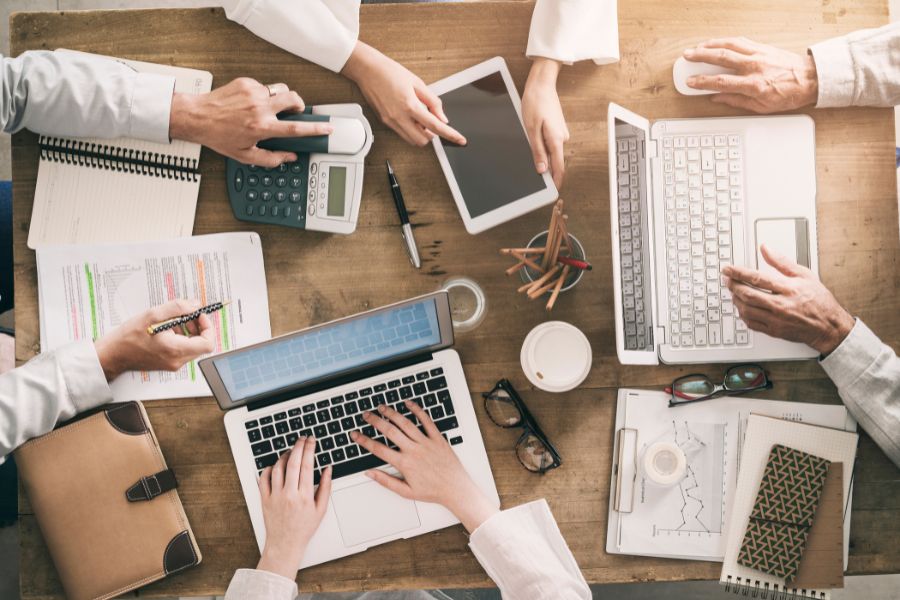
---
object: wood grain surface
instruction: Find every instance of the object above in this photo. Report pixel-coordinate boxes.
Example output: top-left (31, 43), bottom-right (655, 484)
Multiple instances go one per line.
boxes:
top-left (10, 1), bottom-right (899, 597)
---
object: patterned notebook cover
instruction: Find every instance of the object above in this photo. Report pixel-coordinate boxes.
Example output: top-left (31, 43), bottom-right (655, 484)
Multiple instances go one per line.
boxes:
top-left (737, 444), bottom-right (830, 579)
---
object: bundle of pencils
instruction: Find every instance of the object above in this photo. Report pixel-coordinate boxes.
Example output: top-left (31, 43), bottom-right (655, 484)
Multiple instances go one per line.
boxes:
top-left (500, 199), bottom-right (590, 312)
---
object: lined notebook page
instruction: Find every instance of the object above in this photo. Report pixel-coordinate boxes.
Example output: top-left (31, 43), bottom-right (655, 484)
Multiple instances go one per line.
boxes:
top-left (719, 414), bottom-right (859, 599)
top-left (27, 54), bottom-right (212, 248)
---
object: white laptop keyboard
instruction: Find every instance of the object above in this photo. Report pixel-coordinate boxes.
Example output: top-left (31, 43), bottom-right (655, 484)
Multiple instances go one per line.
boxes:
top-left (661, 134), bottom-right (749, 348)
top-left (616, 138), bottom-right (653, 351)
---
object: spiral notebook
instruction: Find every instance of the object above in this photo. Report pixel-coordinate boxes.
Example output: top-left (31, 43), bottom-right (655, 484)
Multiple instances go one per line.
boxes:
top-left (719, 414), bottom-right (858, 599)
top-left (27, 53), bottom-right (212, 249)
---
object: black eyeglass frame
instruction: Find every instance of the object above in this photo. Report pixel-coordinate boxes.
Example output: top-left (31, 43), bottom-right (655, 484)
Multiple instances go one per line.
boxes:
top-left (668, 363), bottom-right (773, 407)
top-left (482, 378), bottom-right (563, 473)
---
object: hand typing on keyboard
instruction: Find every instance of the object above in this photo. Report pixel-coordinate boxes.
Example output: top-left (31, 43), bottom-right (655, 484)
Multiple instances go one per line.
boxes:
top-left (722, 244), bottom-right (855, 355)
top-left (351, 402), bottom-right (499, 533)
top-left (256, 436), bottom-right (332, 579)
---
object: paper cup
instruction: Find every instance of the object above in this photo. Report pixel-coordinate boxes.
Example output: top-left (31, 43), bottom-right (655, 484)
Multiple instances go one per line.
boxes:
top-left (520, 321), bottom-right (592, 393)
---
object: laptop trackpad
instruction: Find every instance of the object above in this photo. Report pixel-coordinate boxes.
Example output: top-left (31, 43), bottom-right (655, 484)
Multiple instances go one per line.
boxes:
top-left (332, 480), bottom-right (421, 547)
top-left (755, 218), bottom-right (810, 274)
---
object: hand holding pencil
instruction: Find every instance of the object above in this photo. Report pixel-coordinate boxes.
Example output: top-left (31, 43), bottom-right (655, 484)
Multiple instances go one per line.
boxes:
top-left (94, 299), bottom-right (216, 381)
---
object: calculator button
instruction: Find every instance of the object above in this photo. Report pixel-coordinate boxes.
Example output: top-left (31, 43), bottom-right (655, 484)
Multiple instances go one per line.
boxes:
top-left (246, 190), bottom-right (258, 201)
top-left (290, 163), bottom-right (303, 173)
top-left (276, 191), bottom-right (286, 202)
top-left (278, 164), bottom-right (288, 173)
top-left (310, 176), bottom-right (317, 188)
top-left (319, 192), bottom-right (326, 202)
top-left (308, 190), bottom-right (316, 202)
top-left (320, 181), bottom-right (326, 190)
top-left (262, 176), bottom-right (273, 186)
top-left (272, 206), bottom-right (279, 217)
top-left (234, 168), bottom-right (244, 191)
top-left (247, 175), bottom-right (259, 186)
top-left (284, 206), bottom-right (291, 217)
top-left (248, 165), bottom-right (258, 171)
top-left (290, 192), bottom-right (302, 203)
top-left (311, 163), bottom-right (318, 174)
top-left (290, 177), bottom-right (302, 188)
top-left (308, 204), bottom-right (315, 215)
top-left (276, 176), bottom-right (286, 187)
top-left (261, 191), bottom-right (272, 202)
top-left (319, 202), bottom-right (325, 210)
top-left (246, 205), bottom-right (254, 216)
top-left (321, 170), bottom-right (327, 180)
top-left (259, 205), bottom-right (267, 216)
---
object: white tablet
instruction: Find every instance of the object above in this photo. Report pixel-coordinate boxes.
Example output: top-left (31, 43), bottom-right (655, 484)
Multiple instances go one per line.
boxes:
top-left (429, 57), bottom-right (558, 234)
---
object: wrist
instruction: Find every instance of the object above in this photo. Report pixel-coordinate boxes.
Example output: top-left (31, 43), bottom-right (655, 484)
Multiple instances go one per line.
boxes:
top-left (93, 337), bottom-right (125, 382)
top-left (446, 482), bottom-right (499, 534)
top-left (257, 545), bottom-right (304, 580)
top-left (816, 310), bottom-right (855, 356)
top-left (168, 92), bottom-right (202, 144)
top-left (527, 57), bottom-right (561, 87)
top-left (801, 54), bottom-right (819, 107)
top-left (341, 41), bottom-right (378, 84)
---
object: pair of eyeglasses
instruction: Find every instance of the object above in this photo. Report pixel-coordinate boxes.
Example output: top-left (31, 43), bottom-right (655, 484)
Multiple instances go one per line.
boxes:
top-left (482, 379), bottom-right (562, 473)
top-left (666, 364), bottom-right (773, 407)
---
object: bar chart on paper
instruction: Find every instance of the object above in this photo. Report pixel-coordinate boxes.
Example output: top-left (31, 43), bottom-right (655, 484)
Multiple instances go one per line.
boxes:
top-left (36, 233), bottom-right (271, 401)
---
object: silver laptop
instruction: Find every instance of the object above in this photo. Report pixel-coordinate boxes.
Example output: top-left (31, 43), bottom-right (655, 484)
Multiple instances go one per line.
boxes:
top-left (607, 103), bottom-right (819, 365)
top-left (200, 291), bottom-right (499, 569)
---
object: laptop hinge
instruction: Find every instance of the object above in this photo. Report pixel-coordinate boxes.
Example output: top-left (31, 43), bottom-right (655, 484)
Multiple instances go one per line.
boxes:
top-left (245, 352), bottom-right (435, 413)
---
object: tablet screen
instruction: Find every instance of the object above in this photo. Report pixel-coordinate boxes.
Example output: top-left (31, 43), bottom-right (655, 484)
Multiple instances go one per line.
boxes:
top-left (439, 72), bottom-right (547, 218)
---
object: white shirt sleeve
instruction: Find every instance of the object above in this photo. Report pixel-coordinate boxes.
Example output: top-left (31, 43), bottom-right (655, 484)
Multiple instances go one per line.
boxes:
top-left (0, 341), bottom-right (113, 462)
top-left (220, 0), bottom-right (360, 73)
top-left (819, 319), bottom-right (900, 468)
top-left (0, 50), bottom-right (175, 143)
top-left (809, 21), bottom-right (900, 108)
top-left (468, 499), bottom-right (591, 600)
top-left (526, 0), bottom-right (619, 65)
top-left (224, 568), bottom-right (298, 600)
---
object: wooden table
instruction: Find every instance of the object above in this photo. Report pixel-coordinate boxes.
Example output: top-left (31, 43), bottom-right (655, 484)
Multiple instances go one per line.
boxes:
top-left (11, 1), bottom-right (900, 597)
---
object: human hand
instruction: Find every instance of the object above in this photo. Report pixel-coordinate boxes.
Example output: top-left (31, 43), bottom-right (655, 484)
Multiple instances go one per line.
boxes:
top-left (169, 78), bottom-right (334, 168)
top-left (256, 437), bottom-right (332, 579)
top-left (350, 402), bottom-right (498, 533)
top-left (93, 299), bottom-right (216, 381)
top-left (341, 42), bottom-right (466, 147)
top-left (522, 58), bottom-right (569, 189)
top-left (722, 245), bottom-right (854, 355)
top-left (683, 38), bottom-right (818, 113)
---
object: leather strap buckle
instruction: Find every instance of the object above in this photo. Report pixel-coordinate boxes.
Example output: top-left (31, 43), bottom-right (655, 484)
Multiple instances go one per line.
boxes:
top-left (126, 469), bottom-right (178, 502)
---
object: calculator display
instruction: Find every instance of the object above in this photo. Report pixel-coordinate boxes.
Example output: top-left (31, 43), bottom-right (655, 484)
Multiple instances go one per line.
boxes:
top-left (327, 166), bottom-right (347, 216)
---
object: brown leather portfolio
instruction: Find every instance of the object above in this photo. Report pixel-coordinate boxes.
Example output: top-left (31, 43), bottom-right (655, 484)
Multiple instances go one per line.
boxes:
top-left (15, 401), bottom-right (201, 600)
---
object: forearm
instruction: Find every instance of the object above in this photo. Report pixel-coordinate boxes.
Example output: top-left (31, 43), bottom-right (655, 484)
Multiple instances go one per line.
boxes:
top-left (468, 500), bottom-right (590, 600)
top-left (527, 0), bottom-right (619, 65)
top-left (220, 0), bottom-right (358, 73)
top-left (810, 21), bottom-right (900, 108)
top-left (820, 319), bottom-right (900, 468)
top-left (0, 341), bottom-right (112, 460)
top-left (224, 568), bottom-right (297, 600)
top-left (0, 50), bottom-right (174, 142)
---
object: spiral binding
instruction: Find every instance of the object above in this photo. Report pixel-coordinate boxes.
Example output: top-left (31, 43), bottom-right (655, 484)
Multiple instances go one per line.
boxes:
top-left (39, 136), bottom-right (200, 181)
top-left (724, 575), bottom-right (827, 599)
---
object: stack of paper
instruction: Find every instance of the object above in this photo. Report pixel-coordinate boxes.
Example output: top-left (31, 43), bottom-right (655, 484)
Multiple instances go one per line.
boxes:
top-left (36, 232), bottom-right (272, 401)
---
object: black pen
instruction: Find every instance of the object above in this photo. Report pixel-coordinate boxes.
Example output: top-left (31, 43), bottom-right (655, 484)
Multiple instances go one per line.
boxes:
top-left (386, 160), bottom-right (421, 269)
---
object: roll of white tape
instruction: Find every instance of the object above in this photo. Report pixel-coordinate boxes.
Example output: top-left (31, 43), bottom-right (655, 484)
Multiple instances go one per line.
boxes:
top-left (641, 442), bottom-right (687, 486)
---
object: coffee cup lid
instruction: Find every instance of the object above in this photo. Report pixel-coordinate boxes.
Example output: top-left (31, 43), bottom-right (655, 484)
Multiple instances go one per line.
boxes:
top-left (520, 321), bottom-right (592, 392)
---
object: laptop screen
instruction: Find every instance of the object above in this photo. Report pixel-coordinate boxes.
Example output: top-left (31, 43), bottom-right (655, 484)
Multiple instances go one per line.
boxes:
top-left (211, 297), bottom-right (443, 403)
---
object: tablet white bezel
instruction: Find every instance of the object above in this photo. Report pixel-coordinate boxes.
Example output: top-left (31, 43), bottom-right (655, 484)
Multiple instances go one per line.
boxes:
top-left (429, 56), bottom-right (558, 235)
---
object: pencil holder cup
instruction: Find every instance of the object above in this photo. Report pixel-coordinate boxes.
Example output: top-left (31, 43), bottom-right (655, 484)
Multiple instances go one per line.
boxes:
top-left (520, 231), bottom-right (586, 292)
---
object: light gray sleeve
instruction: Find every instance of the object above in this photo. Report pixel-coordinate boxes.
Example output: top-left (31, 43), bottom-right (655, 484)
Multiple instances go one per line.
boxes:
top-left (0, 341), bottom-right (113, 462)
top-left (810, 21), bottom-right (900, 108)
top-left (224, 568), bottom-right (298, 600)
top-left (0, 50), bottom-right (175, 142)
top-left (820, 319), bottom-right (900, 467)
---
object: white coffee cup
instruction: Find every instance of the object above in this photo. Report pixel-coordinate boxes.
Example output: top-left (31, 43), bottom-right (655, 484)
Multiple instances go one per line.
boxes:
top-left (520, 321), bottom-right (592, 393)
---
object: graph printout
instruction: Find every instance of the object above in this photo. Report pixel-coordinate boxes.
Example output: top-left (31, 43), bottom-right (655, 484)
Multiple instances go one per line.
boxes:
top-left (36, 233), bottom-right (271, 401)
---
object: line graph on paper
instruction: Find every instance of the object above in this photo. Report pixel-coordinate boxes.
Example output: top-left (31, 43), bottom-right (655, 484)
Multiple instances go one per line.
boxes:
top-left (649, 420), bottom-right (727, 539)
